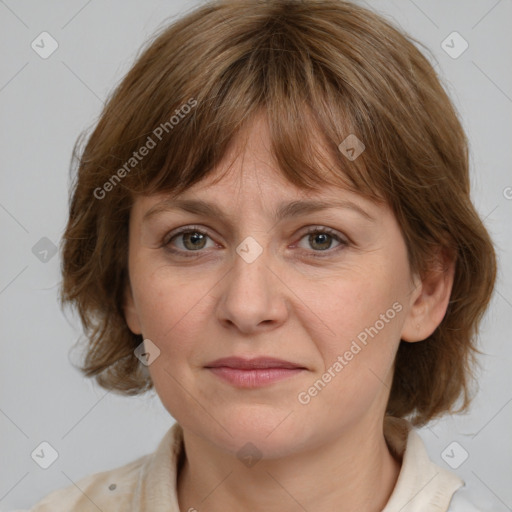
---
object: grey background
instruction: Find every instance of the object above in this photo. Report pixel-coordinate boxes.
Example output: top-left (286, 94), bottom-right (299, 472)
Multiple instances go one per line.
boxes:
top-left (1, 0), bottom-right (511, 510)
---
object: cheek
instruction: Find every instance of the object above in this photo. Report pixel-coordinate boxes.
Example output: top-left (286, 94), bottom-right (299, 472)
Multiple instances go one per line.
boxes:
top-left (131, 266), bottom-right (220, 417)
top-left (296, 283), bottom-right (403, 420)
top-left (317, 271), bottom-right (403, 348)
top-left (305, 268), bottom-right (406, 406)
top-left (130, 263), bottom-right (220, 356)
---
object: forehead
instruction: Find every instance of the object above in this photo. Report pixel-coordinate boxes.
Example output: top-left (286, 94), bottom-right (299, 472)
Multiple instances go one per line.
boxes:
top-left (135, 162), bottom-right (381, 230)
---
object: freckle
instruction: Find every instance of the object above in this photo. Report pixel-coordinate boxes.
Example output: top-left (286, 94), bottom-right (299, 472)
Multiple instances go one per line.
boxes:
top-left (109, 483), bottom-right (117, 491)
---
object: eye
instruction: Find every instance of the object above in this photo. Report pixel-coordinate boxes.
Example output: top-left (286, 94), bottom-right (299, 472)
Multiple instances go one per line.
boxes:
top-left (164, 227), bottom-right (216, 255)
top-left (295, 227), bottom-right (347, 254)
top-left (162, 225), bottom-right (348, 258)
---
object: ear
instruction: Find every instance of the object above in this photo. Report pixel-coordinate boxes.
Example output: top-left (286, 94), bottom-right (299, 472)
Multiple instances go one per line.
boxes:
top-left (123, 281), bottom-right (143, 335)
top-left (401, 247), bottom-right (455, 343)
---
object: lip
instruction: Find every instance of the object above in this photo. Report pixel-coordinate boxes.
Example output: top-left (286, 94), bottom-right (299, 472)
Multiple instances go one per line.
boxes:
top-left (205, 357), bottom-right (307, 388)
top-left (205, 356), bottom-right (305, 370)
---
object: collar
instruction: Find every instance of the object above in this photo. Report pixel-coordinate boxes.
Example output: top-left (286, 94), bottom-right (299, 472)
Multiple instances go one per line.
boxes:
top-left (382, 416), bottom-right (464, 511)
top-left (130, 417), bottom-right (464, 511)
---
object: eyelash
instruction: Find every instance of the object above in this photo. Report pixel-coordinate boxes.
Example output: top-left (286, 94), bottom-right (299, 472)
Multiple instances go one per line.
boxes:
top-left (162, 225), bottom-right (348, 259)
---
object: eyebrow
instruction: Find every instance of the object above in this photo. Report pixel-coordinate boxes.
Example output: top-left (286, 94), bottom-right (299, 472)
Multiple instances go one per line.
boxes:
top-left (142, 198), bottom-right (376, 224)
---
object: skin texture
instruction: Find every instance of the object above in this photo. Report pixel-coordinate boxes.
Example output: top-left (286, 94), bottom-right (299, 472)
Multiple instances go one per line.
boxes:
top-left (123, 114), bottom-right (455, 511)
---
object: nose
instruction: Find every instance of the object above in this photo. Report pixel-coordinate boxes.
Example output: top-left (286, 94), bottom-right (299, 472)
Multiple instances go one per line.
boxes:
top-left (215, 239), bottom-right (289, 335)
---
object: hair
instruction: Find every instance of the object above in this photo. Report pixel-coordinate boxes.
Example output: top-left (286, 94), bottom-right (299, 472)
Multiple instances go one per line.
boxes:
top-left (60, 0), bottom-right (497, 426)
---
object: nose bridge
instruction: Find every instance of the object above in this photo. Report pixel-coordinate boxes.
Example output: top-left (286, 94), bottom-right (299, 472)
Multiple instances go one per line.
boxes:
top-left (229, 234), bottom-right (271, 303)
top-left (216, 233), bottom-right (287, 332)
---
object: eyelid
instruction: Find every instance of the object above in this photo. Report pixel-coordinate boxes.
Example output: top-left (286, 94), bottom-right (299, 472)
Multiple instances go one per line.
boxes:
top-left (163, 224), bottom-right (215, 246)
top-left (297, 225), bottom-right (348, 243)
top-left (163, 225), bottom-right (346, 245)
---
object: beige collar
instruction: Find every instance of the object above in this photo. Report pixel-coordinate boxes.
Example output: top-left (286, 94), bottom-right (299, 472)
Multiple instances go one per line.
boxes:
top-left (130, 417), bottom-right (463, 512)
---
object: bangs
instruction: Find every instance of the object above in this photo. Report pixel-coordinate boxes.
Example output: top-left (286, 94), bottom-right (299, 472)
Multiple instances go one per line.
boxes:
top-left (108, 5), bottom-right (390, 205)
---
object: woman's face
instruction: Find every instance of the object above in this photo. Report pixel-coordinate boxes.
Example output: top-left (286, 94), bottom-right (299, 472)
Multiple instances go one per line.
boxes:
top-left (124, 116), bottom-right (421, 458)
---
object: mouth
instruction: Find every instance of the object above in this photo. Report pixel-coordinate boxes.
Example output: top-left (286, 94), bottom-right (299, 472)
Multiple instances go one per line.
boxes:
top-left (204, 357), bottom-right (307, 388)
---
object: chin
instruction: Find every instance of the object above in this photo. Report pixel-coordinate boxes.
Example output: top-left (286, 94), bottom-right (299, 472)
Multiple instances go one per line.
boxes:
top-left (200, 411), bottom-right (313, 460)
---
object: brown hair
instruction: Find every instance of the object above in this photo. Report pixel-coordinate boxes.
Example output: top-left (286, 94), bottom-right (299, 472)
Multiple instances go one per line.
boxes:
top-left (60, 0), bottom-right (497, 426)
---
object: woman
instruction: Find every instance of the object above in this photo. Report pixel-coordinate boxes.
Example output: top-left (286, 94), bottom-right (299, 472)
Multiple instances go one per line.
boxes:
top-left (25, 0), bottom-right (497, 510)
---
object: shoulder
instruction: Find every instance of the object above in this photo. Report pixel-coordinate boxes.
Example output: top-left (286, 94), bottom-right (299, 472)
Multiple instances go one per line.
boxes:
top-left (447, 483), bottom-right (498, 512)
top-left (24, 453), bottom-right (150, 511)
top-left (20, 422), bottom-right (182, 512)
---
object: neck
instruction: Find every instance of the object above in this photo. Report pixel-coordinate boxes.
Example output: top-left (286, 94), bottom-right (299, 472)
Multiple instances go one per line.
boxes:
top-left (177, 415), bottom-right (401, 512)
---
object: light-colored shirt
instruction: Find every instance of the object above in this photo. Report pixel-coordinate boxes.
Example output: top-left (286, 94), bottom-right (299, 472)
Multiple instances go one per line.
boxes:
top-left (15, 417), bottom-right (484, 511)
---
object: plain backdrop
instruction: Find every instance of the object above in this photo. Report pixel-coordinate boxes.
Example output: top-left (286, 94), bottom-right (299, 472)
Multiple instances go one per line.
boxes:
top-left (1, 0), bottom-right (511, 510)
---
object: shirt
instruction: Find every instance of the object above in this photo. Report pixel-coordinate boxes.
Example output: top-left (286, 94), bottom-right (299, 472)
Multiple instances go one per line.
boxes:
top-left (16, 416), bottom-right (483, 511)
